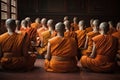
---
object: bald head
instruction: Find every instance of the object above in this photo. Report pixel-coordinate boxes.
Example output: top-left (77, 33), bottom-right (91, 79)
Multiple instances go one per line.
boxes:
top-left (78, 20), bottom-right (86, 30)
top-left (99, 22), bottom-right (109, 34)
top-left (90, 19), bottom-right (94, 27)
top-left (35, 18), bottom-right (40, 23)
top-left (55, 22), bottom-right (65, 33)
top-left (93, 19), bottom-right (100, 28)
top-left (41, 18), bottom-right (47, 25)
top-left (64, 16), bottom-right (68, 21)
top-left (25, 17), bottom-right (31, 27)
top-left (64, 20), bottom-right (71, 30)
top-left (47, 19), bottom-right (54, 30)
top-left (21, 20), bottom-right (28, 27)
top-left (6, 19), bottom-right (16, 32)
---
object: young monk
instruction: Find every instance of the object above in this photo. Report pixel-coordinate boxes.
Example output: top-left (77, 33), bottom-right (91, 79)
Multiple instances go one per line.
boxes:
top-left (37, 19), bottom-right (57, 55)
top-left (75, 20), bottom-right (87, 60)
top-left (44, 22), bottom-right (78, 72)
top-left (82, 19), bottom-right (100, 55)
top-left (80, 22), bottom-right (118, 72)
top-left (0, 19), bottom-right (36, 71)
top-left (86, 19), bottom-right (94, 33)
top-left (71, 17), bottom-right (79, 31)
top-left (64, 20), bottom-right (77, 41)
top-left (108, 21), bottom-right (117, 34)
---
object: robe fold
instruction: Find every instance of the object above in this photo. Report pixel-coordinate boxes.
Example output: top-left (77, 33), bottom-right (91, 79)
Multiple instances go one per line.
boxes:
top-left (80, 35), bottom-right (118, 72)
top-left (82, 31), bottom-right (99, 55)
top-left (37, 30), bottom-right (57, 55)
top-left (0, 32), bottom-right (36, 70)
top-left (45, 36), bottom-right (78, 72)
top-left (71, 23), bottom-right (79, 31)
top-left (75, 30), bottom-right (87, 48)
top-left (86, 27), bottom-right (93, 33)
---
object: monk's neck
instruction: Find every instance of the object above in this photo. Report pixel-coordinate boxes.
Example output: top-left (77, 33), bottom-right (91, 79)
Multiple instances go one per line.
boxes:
top-left (8, 30), bottom-right (15, 35)
top-left (57, 33), bottom-right (64, 37)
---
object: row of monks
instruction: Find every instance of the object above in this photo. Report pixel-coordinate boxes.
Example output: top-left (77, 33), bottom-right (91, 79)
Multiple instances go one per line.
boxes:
top-left (0, 16), bottom-right (120, 73)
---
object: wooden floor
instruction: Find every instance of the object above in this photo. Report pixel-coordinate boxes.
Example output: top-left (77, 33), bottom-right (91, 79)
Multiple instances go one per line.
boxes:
top-left (0, 59), bottom-right (120, 80)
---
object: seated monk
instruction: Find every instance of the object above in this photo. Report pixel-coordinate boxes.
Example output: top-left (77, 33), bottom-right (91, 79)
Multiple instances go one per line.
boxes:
top-left (37, 19), bottom-right (57, 55)
top-left (112, 22), bottom-right (120, 60)
top-left (64, 20), bottom-right (77, 41)
top-left (80, 22), bottom-right (118, 72)
top-left (71, 17), bottom-right (79, 31)
top-left (76, 20), bottom-right (87, 49)
top-left (31, 17), bottom-right (41, 29)
top-left (86, 19), bottom-right (94, 33)
top-left (0, 19), bottom-right (36, 71)
top-left (37, 18), bottom-right (48, 39)
top-left (82, 19), bottom-right (100, 55)
top-left (108, 21), bottom-right (117, 34)
top-left (44, 22), bottom-right (78, 72)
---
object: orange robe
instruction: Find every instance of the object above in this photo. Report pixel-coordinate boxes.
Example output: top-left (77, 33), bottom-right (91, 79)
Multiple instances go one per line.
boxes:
top-left (80, 35), bottom-right (118, 72)
top-left (64, 31), bottom-right (77, 41)
top-left (112, 30), bottom-right (120, 54)
top-left (45, 36), bottom-right (78, 72)
top-left (86, 27), bottom-right (93, 33)
top-left (82, 31), bottom-right (100, 55)
top-left (37, 30), bottom-right (57, 55)
top-left (71, 23), bottom-right (79, 31)
top-left (75, 30), bottom-right (87, 48)
top-left (0, 32), bottom-right (36, 70)
top-left (31, 23), bottom-right (41, 29)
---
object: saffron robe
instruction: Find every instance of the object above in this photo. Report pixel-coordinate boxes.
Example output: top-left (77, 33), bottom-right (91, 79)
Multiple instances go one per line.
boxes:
top-left (75, 30), bottom-right (87, 48)
top-left (82, 31), bottom-right (100, 55)
top-left (80, 34), bottom-right (118, 72)
top-left (44, 36), bottom-right (78, 72)
top-left (0, 32), bottom-right (36, 70)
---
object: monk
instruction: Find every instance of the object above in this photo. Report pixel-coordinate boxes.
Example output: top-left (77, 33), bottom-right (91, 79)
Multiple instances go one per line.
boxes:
top-left (44, 22), bottom-right (78, 72)
top-left (86, 19), bottom-right (94, 33)
top-left (82, 19), bottom-right (100, 55)
top-left (37, 18), bottom-right (48, 38)
top-left (0, 19), bottom-right (36, 71)
top-left (108, 21), bottom-right (117, 34)
top-left (37, 19), bottom-right (57, 55)
top-left (25, 17), bottom-right (32, 28)
top-left (71, 17), bottom-right (79, 31)
top-left (112, 22), bottom-right (120, 60)
top-left (75, 20), bottom-right (87, 60)
top-left (80, 22), bottom-right (118, 72)
top-left (31, 18), bottom-right (41, 29)
top-left (20, 19), bottom-right (37, 52)
top-left (64, 20), bottom-right (77, 41)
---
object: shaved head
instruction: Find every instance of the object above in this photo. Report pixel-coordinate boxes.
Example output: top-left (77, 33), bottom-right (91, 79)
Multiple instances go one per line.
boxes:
top-left (64, 20), bottom-right (71, 30)
top-left (93, 19), bottom-right (100, 28)
top-left (35, 18), bottom-right (40, 23)
top-left (41, 18), bottom-right (47, 25)
top-left (55, 22), bottom-right (65, 32)
top-left (47, 19), bottom-right (54, 30)
top-left (99, 22), bottom-right (109, 33)
top-left (78, 20), bottom-right (86, 29)
top-left (21, 20), bottom-right (28, 27)
top-left (5, 19), bottom-right (16, 32)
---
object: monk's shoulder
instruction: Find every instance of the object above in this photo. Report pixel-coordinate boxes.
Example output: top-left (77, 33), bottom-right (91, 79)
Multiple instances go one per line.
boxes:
top-left (92, 35), bottom-right (102, 41)
top-left (112, 32), bottom-right (120, 38)
top-left (49, 36), bottom-right (59, 43)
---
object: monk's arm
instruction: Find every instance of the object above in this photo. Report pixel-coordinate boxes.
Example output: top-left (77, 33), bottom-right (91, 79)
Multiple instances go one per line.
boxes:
top-left (89, 42), bottom-right (96, 58)
top-left (84, 36), bottom-right (88, 49)
top-left (45, 42), bottom-right (51, 60)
